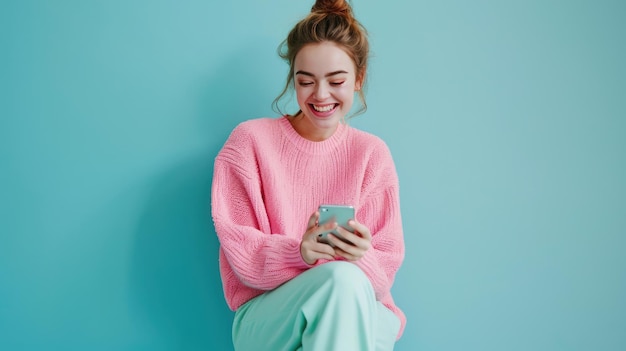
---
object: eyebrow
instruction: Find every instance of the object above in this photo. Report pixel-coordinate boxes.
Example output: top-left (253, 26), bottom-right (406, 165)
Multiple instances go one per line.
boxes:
top-left (295, 70), bottom-right (349, 78)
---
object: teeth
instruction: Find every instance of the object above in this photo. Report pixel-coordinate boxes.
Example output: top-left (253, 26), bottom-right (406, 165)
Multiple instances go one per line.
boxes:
top-left (313, 104), bottom-right (335, 112)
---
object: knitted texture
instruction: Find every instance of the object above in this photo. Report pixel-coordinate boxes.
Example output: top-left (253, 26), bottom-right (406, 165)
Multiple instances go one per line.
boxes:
top-left (211, 116), bottom-right (406, 337)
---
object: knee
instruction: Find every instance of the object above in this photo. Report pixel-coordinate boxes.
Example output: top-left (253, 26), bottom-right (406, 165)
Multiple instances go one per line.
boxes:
top-left (321, 261), bottom-right (372, 293)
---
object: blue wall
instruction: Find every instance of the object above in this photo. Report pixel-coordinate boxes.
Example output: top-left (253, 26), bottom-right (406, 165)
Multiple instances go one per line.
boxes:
top-left (1, 1), bottom-right (624, 350)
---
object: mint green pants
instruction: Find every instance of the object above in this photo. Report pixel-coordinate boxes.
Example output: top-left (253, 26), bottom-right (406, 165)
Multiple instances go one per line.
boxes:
top-left (232, 261), bottom-right (400, 351)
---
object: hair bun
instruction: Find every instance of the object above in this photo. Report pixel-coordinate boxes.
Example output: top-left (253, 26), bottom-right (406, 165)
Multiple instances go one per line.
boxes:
top-left (311, 0), bottom-right (352, 16)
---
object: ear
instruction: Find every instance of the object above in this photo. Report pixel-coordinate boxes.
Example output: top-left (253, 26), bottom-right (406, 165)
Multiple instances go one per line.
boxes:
top-left (355, 69), bottom-right (366, 91)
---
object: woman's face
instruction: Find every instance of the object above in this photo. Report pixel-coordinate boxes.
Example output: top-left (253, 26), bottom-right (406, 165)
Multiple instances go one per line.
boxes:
top-left (292, 41), bottom-right (362, 141)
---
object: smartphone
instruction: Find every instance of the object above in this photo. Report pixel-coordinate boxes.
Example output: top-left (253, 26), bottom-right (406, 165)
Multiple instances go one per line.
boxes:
top-left (317, 205), bottom-right (355, 246)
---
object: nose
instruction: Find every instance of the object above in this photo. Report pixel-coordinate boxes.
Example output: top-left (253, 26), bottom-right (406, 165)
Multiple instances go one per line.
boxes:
top-left (314, 83), bottom-right (330, 100)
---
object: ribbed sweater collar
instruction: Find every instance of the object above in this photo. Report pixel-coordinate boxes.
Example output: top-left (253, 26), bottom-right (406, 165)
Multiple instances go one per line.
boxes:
top-left (278, 115), bottom-right (347, 155)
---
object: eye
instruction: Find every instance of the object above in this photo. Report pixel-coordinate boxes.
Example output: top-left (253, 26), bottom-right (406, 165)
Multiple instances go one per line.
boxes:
top-left (298, 81), bottom-right (313, 87)
top-left (330, 81), bottom-right (346, 86)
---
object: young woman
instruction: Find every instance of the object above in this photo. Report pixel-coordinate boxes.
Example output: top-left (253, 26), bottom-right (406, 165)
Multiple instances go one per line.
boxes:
top-left (211, 1), bottom-right (405, 350)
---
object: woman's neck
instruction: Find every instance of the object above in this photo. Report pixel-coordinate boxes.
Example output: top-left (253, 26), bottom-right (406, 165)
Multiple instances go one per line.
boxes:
top-left (287, 112), bottom-right (339, 142)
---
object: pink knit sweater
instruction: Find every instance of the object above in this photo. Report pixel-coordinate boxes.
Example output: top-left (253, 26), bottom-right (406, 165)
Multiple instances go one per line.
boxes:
top-left (211, 116), bottom-right (406, 337)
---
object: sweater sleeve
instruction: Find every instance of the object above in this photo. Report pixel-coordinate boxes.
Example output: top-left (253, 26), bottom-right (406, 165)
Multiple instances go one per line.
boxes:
top-left (211, 125), bottom-right (310, 291)
top-left (353, 143), bottom-right (405, 301)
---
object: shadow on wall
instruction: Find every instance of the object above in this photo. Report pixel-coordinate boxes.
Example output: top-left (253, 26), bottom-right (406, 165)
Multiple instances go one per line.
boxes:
top-left (129, 43), bottom-right (277, 350)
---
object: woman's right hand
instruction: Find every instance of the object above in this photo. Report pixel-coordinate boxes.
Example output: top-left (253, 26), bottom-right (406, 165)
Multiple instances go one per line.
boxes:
top-left (300, 211), bottom-right (337, 265)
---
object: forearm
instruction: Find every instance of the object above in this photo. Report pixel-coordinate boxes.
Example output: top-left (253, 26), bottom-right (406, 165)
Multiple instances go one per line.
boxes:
top-left (354, 185), bottom-right (405, 299)
top-left (216, 222), bottom-right (311, 290)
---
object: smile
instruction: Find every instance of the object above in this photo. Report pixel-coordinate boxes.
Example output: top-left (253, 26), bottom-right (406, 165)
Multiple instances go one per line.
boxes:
top-left (311, 104), bottom-right (338, 112)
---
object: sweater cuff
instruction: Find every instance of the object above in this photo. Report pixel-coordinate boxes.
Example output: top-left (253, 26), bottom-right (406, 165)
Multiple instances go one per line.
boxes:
top-left (281, 239), bottom-right (313, 269)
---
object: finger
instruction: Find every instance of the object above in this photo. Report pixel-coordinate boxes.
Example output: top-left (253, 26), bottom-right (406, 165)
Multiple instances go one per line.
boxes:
top-left (327, 234), bottom-right (362, 257)
top-left (303, 236), bottom-right (337, 255)
top-left (334, 228), bottom-right (360, 246)
top-left (307, 211), bottom-right (320, 230)
top-left (307, 245), bottom-right (336, 262)
top-left (312, 242), bottom-right (337, 257)
top-left (335, 227), bottom-right (369, 250)
top-left (348, 220), bottom-right (372, 240)
top-left (311, 220), bottom-right (338, 239)
top-left (332, 246), bottom-right (360, 261)
top-left (302, 240), bottom-right (335, 265)
top-left (303, 251), bottom-right (335, 265)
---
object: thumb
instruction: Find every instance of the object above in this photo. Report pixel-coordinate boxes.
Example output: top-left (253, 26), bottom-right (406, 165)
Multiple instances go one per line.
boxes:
top-left (307, 211), bottom-right (320, 231)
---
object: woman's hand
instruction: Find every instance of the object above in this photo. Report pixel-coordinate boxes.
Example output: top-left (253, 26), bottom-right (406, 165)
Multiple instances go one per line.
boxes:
top-left (300, 211), bottom-right (337, 265)
top-left (327, 219), bottom-right (372, 261)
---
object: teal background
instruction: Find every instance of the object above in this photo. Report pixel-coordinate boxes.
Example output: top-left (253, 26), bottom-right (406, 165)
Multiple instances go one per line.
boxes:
top-left (1, 0), bottom-right (624, 350)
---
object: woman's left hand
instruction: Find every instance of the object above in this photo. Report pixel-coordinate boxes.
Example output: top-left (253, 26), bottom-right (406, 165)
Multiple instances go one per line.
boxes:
top-left (327, 219), bottom-right (372, 261)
